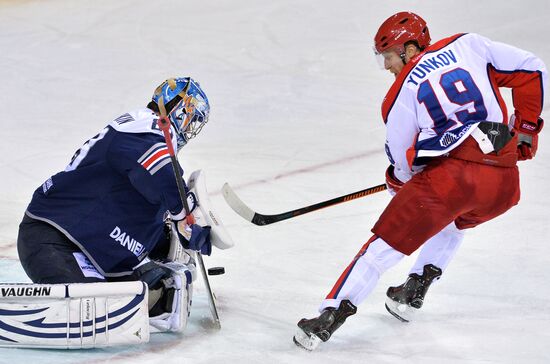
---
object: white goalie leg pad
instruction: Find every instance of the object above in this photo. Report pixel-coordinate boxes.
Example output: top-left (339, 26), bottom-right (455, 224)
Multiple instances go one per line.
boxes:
top-left (149, 262), bottom-right (193, 334)
top-left (187, 169), bottom-right (235, 250)
top-left (0, 281), bottom-right (149, 348)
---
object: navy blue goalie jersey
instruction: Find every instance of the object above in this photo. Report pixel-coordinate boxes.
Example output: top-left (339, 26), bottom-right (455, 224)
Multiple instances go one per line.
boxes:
top-left (26, 108), bottom-right (185, 277)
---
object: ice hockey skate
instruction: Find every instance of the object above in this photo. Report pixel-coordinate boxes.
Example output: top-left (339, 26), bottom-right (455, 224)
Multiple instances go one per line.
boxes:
top-left (293, 300), bottom-right (357, 351)
top-left (385, 264), bottom-right (442, 322)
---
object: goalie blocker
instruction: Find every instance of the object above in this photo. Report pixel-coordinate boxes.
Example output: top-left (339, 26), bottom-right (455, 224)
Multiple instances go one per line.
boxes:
top-left (187, 169), bottom-right (234, 250)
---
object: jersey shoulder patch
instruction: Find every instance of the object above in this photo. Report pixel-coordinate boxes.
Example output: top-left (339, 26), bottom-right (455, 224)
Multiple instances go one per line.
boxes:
top-left (107, 108), bottom-right (178, 171)
top-left (137, 142), bottom-right (171, 175)
top-left (109, 108), bottom-right (161, 135)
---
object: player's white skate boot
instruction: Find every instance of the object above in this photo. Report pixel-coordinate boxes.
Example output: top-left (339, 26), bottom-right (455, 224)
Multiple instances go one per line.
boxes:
top-left (385, 264), bottom-right (442, 322)
top-left (293, 300), bottom-right (357, 351)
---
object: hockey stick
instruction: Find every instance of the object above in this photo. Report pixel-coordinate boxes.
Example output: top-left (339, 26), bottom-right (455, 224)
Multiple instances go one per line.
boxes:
top-left (222, 182), bottom-right (387, 226)
top-left (157, 115), bottom-right (221, 329)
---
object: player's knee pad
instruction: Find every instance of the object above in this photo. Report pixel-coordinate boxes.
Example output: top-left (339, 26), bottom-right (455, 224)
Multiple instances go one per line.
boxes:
top-left (410, 222), bottom-right (465, 275)
top-left (360, 237), bottom-right (405, 275)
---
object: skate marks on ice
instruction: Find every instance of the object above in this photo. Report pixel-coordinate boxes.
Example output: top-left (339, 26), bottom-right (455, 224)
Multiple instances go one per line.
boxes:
top-left (211, 148), bottom-right (384, 196)
top-left (0, 259), bottom-right (29, 282)
top-left (0, 241), bottom-right (17, 261)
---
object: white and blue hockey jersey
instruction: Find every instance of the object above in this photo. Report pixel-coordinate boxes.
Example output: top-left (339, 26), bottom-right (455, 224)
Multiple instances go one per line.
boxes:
top-left (382, 33), bottom-right (547, 182)
top-left (26, 109), bottom-right (185, 277)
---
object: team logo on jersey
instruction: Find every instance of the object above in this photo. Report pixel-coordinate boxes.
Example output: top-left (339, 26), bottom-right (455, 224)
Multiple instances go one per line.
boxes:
top-left (439, 124), bottom-right (473, 148)
top-left (138, 142), bottom-right (171, 175)
top-left (114, 113), bottom-right (135, 124)
top-left (42, 177), bottom-right (54, 195)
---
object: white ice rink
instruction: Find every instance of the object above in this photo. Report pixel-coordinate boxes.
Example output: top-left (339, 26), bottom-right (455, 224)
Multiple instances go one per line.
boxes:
top-left (1, 1), bottom-right (549, 363)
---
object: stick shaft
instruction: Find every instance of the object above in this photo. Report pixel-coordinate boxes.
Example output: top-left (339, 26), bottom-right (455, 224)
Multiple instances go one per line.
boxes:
top-left (257, 183), bottom-right (387, 225)
top-left (223, 182), bottom-right (387, 226)
top-left (158, 121), bottom-right (191, 213)
top-left (157, 117), bottom-right (220, 327)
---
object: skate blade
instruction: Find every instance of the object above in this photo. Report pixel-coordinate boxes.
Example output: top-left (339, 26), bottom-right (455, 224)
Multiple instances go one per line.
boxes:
top-left (293, 328), bottom-right (322, 351)
top-left (384, 296), bottom-right (416, 323)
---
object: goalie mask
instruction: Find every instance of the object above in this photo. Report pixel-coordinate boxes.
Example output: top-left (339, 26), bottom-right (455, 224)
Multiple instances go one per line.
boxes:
top-left (152, 77), bottom-right (210, 149)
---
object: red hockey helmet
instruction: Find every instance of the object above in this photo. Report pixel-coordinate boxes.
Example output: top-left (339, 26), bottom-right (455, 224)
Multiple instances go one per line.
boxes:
top-left (374, 12), bottom-right (431, 56)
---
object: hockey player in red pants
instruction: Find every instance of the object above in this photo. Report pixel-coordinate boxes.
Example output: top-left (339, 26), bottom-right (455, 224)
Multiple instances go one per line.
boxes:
top-left (294, 11), bottom-right (547, 350)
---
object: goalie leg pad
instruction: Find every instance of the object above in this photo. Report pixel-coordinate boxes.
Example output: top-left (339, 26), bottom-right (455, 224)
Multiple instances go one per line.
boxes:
top-left (0, 281), bottom-right (149, 348)
top-left (149, 262), bottom-right (193, 333)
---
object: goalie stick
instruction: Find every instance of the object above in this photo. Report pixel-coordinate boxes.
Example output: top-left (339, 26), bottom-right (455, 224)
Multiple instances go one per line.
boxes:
top-left (157, 115), bottom-right (221, 329)
top-left (222, 182), bottom-right (387, 226)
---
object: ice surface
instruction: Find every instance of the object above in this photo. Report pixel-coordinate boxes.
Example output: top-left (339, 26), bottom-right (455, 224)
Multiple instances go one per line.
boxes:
top-left (1, 1), bottom-right (549, 363)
